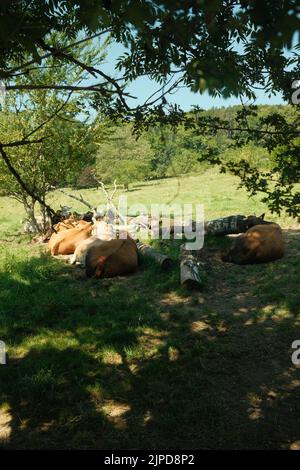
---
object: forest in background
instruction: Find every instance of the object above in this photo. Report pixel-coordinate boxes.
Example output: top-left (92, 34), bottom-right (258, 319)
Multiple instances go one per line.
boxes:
top-left (94, 104), bottom-right (295, 189)
top-left (0, 102), bottom-right (295, 220)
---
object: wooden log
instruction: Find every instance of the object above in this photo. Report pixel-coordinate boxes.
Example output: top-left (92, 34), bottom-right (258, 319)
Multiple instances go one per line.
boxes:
top-left (204, 214), bottom-right (247, 236)
top-left (137, 242), bottom-right (173, 269)
top-left (180, 245), bottom-right (203, 289)
top-left (151, 215), bottom-right (249, 238)
top-left (128, 214), bottom-right (254, 239)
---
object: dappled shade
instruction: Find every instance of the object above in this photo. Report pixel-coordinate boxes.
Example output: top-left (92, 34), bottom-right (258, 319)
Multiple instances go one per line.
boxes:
top-left (0, 229), bottom-right (299, 449)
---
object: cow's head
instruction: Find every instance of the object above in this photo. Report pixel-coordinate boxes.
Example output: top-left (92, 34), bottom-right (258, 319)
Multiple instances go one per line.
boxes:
top-left (242, 213), bottom-right (269, 230)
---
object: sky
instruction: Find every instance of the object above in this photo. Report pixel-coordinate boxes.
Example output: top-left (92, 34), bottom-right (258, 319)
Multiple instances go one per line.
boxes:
top-left (97, 40), bottom-right (286, 111)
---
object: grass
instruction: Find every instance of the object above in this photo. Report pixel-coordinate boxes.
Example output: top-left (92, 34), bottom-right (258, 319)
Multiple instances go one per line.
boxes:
top-left (0, 168), bottom-right (300, 449)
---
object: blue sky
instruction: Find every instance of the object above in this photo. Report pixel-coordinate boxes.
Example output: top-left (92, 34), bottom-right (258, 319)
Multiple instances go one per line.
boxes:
top-left (98, 40), bottom-right (286, 111)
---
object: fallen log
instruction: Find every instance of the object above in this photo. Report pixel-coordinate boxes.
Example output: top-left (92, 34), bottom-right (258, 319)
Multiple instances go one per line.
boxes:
top-left (137, 242), bottom-right (173, 269)
top-left (204, 214), bottom-right (248, 236)
top-left (98, 214), bottom-right (264, 241)
top-left (180, 245), bottom-right (203, 289)
top-left (150, 215), bottom-right (250, 238)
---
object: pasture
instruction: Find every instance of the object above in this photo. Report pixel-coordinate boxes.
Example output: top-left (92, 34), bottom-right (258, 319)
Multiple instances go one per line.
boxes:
top-left (0, 169), bottom-right (300, 449)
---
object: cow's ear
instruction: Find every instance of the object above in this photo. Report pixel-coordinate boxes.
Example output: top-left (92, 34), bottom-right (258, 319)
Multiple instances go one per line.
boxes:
top-left (259, 213), bottom-right (265, 220)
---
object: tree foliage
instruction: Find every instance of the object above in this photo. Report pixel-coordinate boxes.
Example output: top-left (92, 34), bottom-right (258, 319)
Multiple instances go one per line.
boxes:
top-left (93, 104), bottom-right (299, 218)
top-left (0, 34), bottom-right (101, 229)
top-left (95, 120), bottom-right (152, 189)
top-left (1, 1), bottom-right (299, 93)
top-left (0, 1), bottom-right (299, 215)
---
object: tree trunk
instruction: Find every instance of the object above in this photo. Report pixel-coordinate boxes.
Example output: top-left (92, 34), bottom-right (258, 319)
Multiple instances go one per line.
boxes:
top-left (0, 145), bottom-right (55, 220)
top-left (23, 196), bottom-right (40, 233)
top-left (39, 201), bottom-right (51, 234)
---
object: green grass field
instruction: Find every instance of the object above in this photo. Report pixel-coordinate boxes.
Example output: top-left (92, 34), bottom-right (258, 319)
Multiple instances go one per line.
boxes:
top-left (0, 169), bottom-right (300, 449)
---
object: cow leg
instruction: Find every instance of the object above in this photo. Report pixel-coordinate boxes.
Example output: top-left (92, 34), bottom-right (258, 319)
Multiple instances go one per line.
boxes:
top-left (69, 254), bottom-right (76, 265)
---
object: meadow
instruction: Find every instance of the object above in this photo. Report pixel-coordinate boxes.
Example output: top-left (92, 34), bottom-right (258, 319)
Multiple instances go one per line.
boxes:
top-left (0, 169), bottom-right (299, 449)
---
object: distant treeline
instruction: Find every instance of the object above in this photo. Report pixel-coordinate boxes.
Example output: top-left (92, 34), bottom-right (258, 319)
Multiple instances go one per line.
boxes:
top-left (91, 104), bottom-right (293, 189)
top-left (0, 103), bottom-right (293, 200)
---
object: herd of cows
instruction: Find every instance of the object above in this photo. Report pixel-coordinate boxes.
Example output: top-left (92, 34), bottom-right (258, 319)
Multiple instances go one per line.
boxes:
top-left (43, 208), bottom-right (285, 281)
top-left (48, 213), bottom-right (139, 278)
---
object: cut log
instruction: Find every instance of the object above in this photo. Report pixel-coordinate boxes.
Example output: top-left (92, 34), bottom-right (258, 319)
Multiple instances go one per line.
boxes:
top-left (180, 245), bottom-right (203, 289)
top-left (137, 242), bottom-right (173, 269)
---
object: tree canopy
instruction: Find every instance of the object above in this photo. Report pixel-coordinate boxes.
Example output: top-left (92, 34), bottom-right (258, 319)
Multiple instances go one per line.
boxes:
top-left (0, 32), bottom-right (100, 228)
top-left (0, 1), bottom-right (299, 217)
top-left (1, 1), bottom-right (299, 104)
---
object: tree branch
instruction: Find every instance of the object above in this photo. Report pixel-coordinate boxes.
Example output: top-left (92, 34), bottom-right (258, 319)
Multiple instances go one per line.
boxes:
top-left (38, 39), bottom-right (133, 109)
top-left (4, 30), bottom-right (112, 78)
top-left (5, 83), bottom-right (136, 99)
top-left (1, 136), bottom-right (50, 148)
top-left (23, 91), bottom-right (73, 141)
top-left (6, 84), bottom-right (105, 94)
top-left (0, 144), bottom-right (55, 216)
top-left (50, 186), bottom-right (93, 210)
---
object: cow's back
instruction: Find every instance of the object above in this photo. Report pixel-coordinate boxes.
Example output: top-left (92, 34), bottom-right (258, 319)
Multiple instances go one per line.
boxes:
top-left (49, 223), bottom-right (92, 255)
top-left (104, 238), bottom-right (138, 277)
top-left (86, 238), bottom-right (138, 278)
top-left (54, 219), bottom-right (90, 232)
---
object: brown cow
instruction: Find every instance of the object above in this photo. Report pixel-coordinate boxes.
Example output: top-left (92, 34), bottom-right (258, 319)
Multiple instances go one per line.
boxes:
top-left (48, 222), bottom-right (93, 255)
top-left (71, 220), bottom-right (132, 267)
top-left (221, 223), bottom-right (284, 264)
top-left (85, 237), bottom-right (138, 278)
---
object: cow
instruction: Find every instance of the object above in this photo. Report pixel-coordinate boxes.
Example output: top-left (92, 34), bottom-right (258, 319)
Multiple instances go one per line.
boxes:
top-left (48, 222), bottom-right (93, 255)
top-left (221, 223), bottom-right (284, 264)
top-left (85, 237), bottom-right (138, 278)
top-left (69, 219), bottom-right (114, 267)
top-left (70, 219), bottom-right (130, 267)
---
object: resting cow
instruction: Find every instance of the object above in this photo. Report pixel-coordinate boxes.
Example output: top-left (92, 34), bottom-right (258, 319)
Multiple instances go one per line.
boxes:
top-left (71, 219), bottom-right (134, 269)
top-left (85, 237), bottom-right (138, 278)
top-left (70, 219), bottom-right (116, 266)
top-left (221, 223), bottom-right (284, 264)
top-left (48, 222), bottom-right (93, 255)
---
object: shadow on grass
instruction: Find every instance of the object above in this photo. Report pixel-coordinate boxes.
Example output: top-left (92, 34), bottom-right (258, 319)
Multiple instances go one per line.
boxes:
top-left (0, 231), bottom-right (299, 449)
